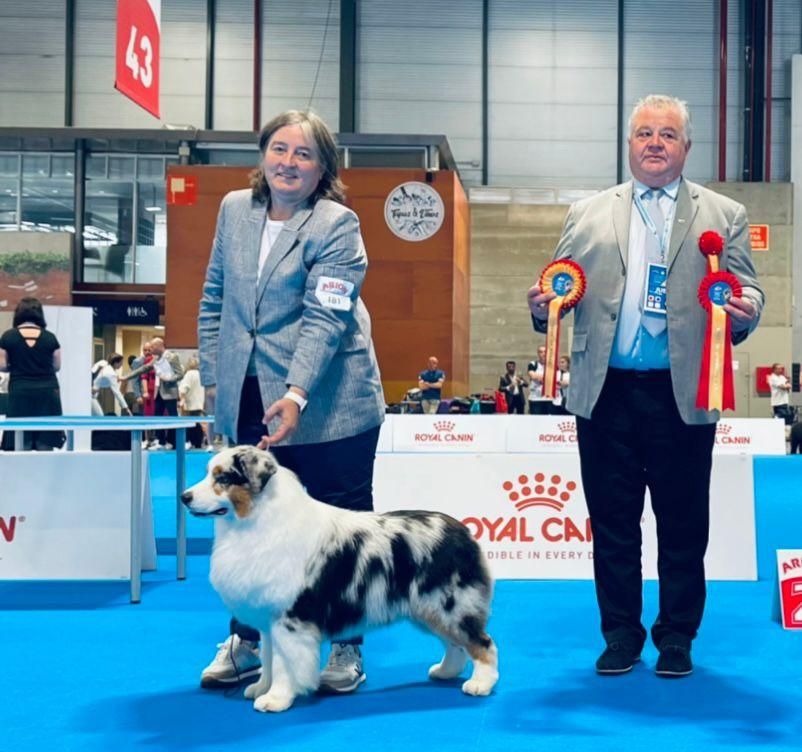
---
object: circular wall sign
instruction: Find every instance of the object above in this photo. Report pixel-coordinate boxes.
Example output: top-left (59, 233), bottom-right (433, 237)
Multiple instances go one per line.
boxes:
top-left (384, 181), bottom-right (445, 241)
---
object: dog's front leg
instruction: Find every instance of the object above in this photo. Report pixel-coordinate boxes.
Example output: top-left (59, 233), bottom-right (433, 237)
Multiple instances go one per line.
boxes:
top-left (243, 629), bottom-right (273, 701)
top-left (253, 618), bottom-right (321, 713)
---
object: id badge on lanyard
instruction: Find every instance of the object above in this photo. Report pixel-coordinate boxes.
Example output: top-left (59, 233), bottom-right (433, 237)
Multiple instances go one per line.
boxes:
top-left (644, 262), bottom-right (667, 316)
top-left (634, 190), bottom-right (673, 318)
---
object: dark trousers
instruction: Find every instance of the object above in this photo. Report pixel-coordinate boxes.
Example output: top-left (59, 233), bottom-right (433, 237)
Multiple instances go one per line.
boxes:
top-left (231, 376), bottom-right (379, 645)
top-left (528, 400), bottom-right (551, 415)
top-left (576, 369), bottom-right (716, 650)
top-left (506, 392), bottom-right (525, 414)
top-left (184, 409), bottom-right (205, 448)
top-left (154, 394), bottom-right (178, 446)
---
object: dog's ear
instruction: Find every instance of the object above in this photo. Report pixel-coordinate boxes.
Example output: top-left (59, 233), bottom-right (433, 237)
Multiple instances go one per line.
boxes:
top-left (233, 446), bottom-right (277, 495)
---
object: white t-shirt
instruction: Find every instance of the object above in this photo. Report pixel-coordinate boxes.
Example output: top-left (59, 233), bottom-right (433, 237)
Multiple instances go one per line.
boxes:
top-left (554, 370), bottom-right (570, 406)
top-left (527, 361), bottom-right (551, 402)
top-left (768, 372), bottom-right (790, 407)
top-left (258, 218), bottom-right (286, 279)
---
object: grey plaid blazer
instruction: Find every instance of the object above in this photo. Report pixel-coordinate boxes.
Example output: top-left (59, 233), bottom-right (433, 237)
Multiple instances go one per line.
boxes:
top-left (198, 190), bottom-right (385, 444)
top-left (535, 178), bottom-right (764, 425)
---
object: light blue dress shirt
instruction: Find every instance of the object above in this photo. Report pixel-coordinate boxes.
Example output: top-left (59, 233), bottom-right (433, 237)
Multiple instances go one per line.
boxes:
top-left (609, 177), bottom-right (680, 371)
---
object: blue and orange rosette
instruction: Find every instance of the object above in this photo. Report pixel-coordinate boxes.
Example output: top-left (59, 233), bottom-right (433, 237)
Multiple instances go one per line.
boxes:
top-left (538, 260), bottom-right (586, 399)
top-left (696, 271), bottom-right (741, 411)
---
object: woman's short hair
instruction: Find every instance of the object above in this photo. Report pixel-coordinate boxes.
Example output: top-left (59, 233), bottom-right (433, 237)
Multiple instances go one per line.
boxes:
top-left (250, 110), bottom-right (346, 206)
top-left (108, 353), bottom-right (124, 369)
top-left (13, 297), bottom-right (47, 328)
top-left (185, 355), bottom-right (199, 370)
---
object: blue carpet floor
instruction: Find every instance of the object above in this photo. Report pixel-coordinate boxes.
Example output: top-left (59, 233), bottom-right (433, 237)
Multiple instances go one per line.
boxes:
top-left (2, 453), bottom-right (801, 752)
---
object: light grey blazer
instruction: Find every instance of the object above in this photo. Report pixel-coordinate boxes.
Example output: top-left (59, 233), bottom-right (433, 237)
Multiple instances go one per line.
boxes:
top-left (536, 178), bottom-right (764, 425)
top-left (198, 190), bottom-right (385, 444)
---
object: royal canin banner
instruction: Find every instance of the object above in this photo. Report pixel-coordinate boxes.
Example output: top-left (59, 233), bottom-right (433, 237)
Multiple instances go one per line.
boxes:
top-left (390, 415), bottom-right (509, 453)
top-left (0, 453), bottom-right (155, 580)
top-left (776, 550), bottom-right (802, 630)
top-left (115, 0), bottom-right (161, 117)
top-left (504, 416), bottom-right (784, 456)
top-left (374, 453), bottom-right (757, 580)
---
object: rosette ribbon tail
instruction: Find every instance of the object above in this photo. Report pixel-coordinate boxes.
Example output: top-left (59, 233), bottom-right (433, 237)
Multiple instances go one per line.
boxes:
top-left (696, 272), bottom-right (740, 412)
top-left (543, 297), bottom-right (563, 399)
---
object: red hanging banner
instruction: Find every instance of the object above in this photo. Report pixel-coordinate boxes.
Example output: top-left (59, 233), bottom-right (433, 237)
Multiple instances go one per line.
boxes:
top-left (115, 0), bottom-right (161, 118)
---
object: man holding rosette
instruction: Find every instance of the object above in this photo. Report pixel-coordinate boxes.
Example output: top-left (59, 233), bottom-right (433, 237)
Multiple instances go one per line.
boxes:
top-left (527, 95), bottom-right (763, 678)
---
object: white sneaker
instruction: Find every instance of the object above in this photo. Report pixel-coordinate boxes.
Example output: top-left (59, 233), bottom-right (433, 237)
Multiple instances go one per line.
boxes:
top-left (318, 643), bottom-right (366, 694)
top-left (200, 634), bottom-right (261, 689)
top-left (148, 439), bottom-right (161, 450)
top-left (185, 441), bottom-right (193, 450)
top-left (164, 442), bottom-right (175, 450)
top-left (141, 440), bottom-right (150, 450)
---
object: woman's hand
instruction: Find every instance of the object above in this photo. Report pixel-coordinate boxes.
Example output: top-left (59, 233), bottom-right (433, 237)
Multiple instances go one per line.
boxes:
top-left (259, 397), bottom-right (301, 446)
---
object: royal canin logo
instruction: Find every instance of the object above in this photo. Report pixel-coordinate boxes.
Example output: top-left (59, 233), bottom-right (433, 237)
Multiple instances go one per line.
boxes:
top-left (503, 473), bottom-right (577, 511)
top-left (537, 419), bottom-right (578, 444)
top-left (0, 515), bottom-right (23, 543)
top-left (414, 419), bottom-right (474, 443)
top-left (321, 280), bottom-right (348, 295)
top-left (461, 470), bottom-right (590, 544)
top-left (715, 423), bottom-right (751, 445)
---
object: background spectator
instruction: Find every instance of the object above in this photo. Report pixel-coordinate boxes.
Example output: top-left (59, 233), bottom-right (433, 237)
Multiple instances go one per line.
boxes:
top-left (178, 355), bottom-right (206, 449)
top-left (418, 356), bottom-right (445, 414)
top-left (499, 360), bottom-right (526, 414)
top-left (0, 297), bottom-right (63, 451)
top-left (91, 353), bottom-right (132, 416)
top-left (527, 345), bottom-right (551, 415)
top-left (767, 363), bottom-right (791, 421)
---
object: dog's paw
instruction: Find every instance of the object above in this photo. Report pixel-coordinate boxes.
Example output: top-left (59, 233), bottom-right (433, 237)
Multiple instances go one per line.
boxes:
top-left (428, 662), bottom-right (463, 681)
top-left (253, 690), bottom-right (294, 713)
top-left (461, 678), bottom-right (494, 697)
top-left (244, 680), bottom-right (270, 700)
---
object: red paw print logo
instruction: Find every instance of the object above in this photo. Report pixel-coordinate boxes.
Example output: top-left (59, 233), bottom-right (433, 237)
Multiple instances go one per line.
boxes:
top-left (502, 473), bottom-right (577, 511)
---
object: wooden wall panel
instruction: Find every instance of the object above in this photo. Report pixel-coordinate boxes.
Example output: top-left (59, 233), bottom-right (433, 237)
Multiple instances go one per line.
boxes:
top-left (165, 166), bottom-right (253, 348)
top-left (164, 165), bottom-right (470, 405)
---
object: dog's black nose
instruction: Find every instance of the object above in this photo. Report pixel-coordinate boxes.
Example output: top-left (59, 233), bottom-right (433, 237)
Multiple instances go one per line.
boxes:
top-left (180, 491), bottom-right (193, 506)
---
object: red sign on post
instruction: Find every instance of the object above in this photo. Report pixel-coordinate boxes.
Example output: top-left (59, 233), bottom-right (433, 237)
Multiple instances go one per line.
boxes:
top-left (749, 224), bottom-right (770, 252)
top-left (777, 550), bottom-right (802, 630)
top-left (115, 0), bottom-right (161, 118)
top-left (167, 176), bottom-right (198, 206)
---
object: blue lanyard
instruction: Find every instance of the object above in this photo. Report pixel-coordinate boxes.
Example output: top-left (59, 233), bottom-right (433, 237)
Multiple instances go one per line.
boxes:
top-left (633, 190), bottom-right (675, 264)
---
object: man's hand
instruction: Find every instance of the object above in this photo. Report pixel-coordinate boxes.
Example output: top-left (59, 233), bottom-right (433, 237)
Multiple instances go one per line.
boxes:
top-left (723, 295), bottom-right (757, 332)
top-left (259, 398), bottom-right (301, 446)
top-left (527, 283), bottom-right (557, 321)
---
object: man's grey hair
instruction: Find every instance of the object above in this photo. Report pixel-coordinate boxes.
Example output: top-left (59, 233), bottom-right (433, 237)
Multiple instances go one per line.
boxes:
top-left (628, 94), bottom-right (692, 142)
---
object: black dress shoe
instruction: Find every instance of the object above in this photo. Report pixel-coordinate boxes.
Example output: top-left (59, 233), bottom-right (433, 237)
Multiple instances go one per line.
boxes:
top-left (595, 641), bottom-right (641, 674)
top-left (655, 644), bottom-right (693, 677)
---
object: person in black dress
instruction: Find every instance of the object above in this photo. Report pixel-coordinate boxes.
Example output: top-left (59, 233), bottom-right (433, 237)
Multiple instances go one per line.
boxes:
top-left (0, 297), bottom-right (63, 451)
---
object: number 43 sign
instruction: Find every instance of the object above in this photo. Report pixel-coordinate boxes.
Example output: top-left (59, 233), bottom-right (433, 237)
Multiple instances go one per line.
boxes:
top-left (775, 550), bottom-right (802, 630)
top-left (115, 0), bottom-right (160, 117)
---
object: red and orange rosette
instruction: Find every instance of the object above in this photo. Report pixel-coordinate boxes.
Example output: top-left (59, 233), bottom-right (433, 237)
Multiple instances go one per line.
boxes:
top-left (538, 260), bottom-right (586, 399)
top-left (695, 271), bottom-right (741, 411)
top-left (699, 230), bottom-right (724, 273)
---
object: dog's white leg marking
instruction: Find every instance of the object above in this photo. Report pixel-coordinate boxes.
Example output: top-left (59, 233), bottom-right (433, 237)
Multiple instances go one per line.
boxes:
top-left (244, 630), bottom-right (273, 700)
top-left (253, 620), bottom-right (321, 713)
top-left (462, 638), bottom-right (499, 697)
top-left (428, 643), bottom-right (468, 681)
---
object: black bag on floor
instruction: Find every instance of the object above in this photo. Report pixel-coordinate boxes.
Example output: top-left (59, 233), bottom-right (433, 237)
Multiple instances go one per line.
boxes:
top-left (91, 429), bottom-right (131, 451)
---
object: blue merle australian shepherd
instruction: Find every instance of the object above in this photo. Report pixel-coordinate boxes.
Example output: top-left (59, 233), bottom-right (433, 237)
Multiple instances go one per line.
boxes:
top-left (182, 445), bottom-right (499, 713)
